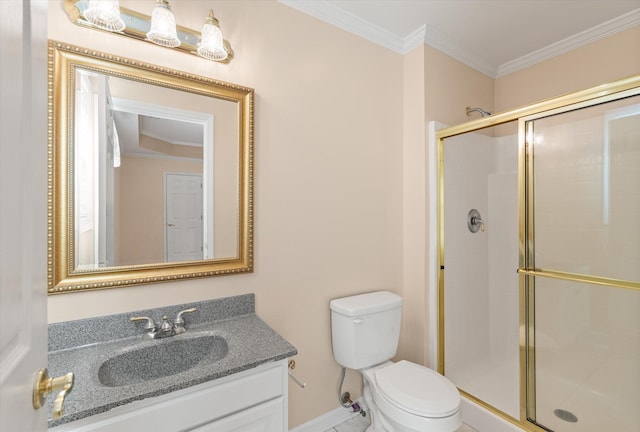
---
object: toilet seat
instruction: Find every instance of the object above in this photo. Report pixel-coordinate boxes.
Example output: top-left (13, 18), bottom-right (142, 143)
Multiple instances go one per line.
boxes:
top-left (362, 361), bottom-right (461, 431)
top-left (375, 360), bottom-right (460, 418)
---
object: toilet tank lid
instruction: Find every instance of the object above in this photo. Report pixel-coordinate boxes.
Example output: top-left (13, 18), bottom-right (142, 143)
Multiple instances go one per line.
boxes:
top-left (330, 291), bottom-right (402, 316)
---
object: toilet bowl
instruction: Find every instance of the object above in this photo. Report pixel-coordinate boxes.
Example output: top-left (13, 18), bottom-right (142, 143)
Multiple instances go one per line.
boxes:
top-left (330, 291), bottom-right (461, 432)
top-left (362, 361), bottom-right (461, 432)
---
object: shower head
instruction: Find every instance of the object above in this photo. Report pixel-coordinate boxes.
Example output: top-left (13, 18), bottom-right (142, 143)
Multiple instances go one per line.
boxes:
top-left (466, 106), bottom-right (491, 117)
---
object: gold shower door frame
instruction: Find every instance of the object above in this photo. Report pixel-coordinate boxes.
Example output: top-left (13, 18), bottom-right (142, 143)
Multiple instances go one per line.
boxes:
top-left (435, 75), bottom-right (640, 432)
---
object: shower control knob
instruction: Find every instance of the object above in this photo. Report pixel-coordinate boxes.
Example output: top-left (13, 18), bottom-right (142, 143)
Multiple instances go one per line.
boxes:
top-left (467, 209), bottom-right (485, 233)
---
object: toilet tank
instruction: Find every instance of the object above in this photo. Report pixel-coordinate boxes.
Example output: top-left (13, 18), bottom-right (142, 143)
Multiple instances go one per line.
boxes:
top-left (330, 291), bottom-right (402, 369)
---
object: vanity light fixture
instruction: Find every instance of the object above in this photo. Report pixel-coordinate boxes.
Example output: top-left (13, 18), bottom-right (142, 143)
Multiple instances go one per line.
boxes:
top-left (146, 0), bottom-right (181, 48)
top-left (66, 0), bottom-right (234, 63)
top-left (81, 0), bottom-right (125, 32)
top-left (197, 10), bottom-right (227, 61)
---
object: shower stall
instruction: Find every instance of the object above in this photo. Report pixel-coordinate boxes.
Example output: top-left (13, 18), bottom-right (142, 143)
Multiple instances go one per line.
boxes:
top-left (435, 76), bottom-right (640, 432)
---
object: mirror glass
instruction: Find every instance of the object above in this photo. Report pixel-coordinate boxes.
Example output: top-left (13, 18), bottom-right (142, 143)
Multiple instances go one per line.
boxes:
top-left (49, 41), bottom-right (253, 293)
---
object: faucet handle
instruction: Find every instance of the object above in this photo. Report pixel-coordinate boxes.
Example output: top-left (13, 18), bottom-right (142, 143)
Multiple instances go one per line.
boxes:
top-left (174, 307), bottom-right (197, 334)
top-left (130, 316), bottom-right (157, 331)
top-left (175, 307), bottom-right (197, 324)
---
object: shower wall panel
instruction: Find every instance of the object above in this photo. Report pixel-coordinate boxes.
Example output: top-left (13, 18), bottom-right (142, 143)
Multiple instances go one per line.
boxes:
top-left (488, 172), bottom-right (518, 364)
top-left (443, 130), bottom-right (519, 419)
top-left (443, 132), bottom-right (493, 370)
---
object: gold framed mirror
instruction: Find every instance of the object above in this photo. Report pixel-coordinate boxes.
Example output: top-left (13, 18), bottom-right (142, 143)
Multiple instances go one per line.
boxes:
top-left (48, 41), bottom-right (253, 294)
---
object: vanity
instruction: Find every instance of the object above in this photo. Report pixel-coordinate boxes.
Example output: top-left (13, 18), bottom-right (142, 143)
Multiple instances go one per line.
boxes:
top-left (47, 295), bottom-right (297, 432)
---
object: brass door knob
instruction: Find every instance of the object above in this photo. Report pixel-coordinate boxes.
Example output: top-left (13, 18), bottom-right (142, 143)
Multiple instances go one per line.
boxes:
top-left (33, 368), bottom-right (74, 419)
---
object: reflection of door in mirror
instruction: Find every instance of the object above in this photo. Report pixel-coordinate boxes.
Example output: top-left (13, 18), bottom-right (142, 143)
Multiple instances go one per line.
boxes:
top-left (165, 173), bottom-right (204, 262)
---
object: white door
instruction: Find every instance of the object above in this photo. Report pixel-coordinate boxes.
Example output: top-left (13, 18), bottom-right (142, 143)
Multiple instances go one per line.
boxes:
top-left (165, 173), bottom-right (204, 262)
top-left (0, 1), bottom-right (49, 431)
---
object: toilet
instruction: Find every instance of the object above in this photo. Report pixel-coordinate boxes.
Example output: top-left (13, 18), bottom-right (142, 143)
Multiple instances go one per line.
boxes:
top-left (330, 291), bottom-right (461, 432)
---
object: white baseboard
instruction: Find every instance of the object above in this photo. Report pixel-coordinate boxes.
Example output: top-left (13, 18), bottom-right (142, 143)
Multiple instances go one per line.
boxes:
top-left (289, 399), bottom-right (367, 432)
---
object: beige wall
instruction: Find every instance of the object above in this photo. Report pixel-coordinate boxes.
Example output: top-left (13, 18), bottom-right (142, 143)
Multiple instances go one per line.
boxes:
top-left (401, 44), bottom-right (496, 368)
top-left (425, 45), bottom-right (495, 127)
top-left (401, 46), bottom-right (428, 366)
top-left (48, 0), bottom-right (403, 427)
top-left (47, 0), bottom-right (639, 427)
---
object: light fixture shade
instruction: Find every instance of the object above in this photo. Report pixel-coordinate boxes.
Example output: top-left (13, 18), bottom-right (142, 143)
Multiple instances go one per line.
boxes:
top-left (82, 0), bottom-right (125, 32)
top-left (146, 0), bottom-right (181, 48)
top-left (197, 10), bottom-right (228, 61)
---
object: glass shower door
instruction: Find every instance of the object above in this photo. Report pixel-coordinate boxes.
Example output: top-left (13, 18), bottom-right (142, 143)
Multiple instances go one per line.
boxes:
top-left (438, 77), bottom-right (640, 432)
top-left (526, 95), bottom-right (640, 432)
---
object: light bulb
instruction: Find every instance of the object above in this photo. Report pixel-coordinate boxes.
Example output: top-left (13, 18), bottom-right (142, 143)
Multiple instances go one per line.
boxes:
top-left (197, 10), bottom-right (228, 61)
top-left (146, 0), bottom-right (181, 48)
top-left (82, 0), bottom-right (125, 32)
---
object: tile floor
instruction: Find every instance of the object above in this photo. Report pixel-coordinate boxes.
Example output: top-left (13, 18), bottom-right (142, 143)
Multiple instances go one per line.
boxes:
top-left (324, 413), bottom-right (479, 432)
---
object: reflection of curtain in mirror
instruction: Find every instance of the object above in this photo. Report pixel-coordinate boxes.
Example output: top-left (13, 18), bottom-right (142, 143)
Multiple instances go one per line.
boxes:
top-left (112, 119), bottom-right (120, 168)
top-left (100, 78), bottom-right (116, 268)
top-left (75, 71), bottom-right (118, 269)
top-left (75, 71), bottom-right (97, 269)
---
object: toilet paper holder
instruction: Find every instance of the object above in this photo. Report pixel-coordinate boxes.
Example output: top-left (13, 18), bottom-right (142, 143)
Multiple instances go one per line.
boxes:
top-left (288, 360), bottom-right (306, 388)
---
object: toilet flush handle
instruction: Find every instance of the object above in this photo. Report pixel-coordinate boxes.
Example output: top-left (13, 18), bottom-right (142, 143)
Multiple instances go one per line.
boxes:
top-left (352, 318), bottom-right (364, 324)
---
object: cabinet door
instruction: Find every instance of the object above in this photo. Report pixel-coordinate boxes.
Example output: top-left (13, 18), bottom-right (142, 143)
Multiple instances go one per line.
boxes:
top-left (188, 397), bottom-right (284, 432)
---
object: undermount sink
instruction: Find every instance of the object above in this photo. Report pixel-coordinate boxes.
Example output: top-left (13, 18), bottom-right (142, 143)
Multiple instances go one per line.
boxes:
top-left (98, 335), bottom-right (228, 387)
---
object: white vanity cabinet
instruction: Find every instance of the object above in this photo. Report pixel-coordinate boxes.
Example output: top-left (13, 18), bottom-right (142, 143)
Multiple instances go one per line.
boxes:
top-left (49, 360), bottom-right (288, 432)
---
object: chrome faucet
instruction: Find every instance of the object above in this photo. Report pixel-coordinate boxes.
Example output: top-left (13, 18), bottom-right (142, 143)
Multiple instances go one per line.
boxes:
top-left (174, 307), bottom-right (197, 334)
top-left (130, 307), bottom-right (197, 339)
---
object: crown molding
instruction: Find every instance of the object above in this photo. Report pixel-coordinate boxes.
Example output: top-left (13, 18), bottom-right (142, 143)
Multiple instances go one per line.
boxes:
top-left (403, 25), bottom-right (426, 54)
top-left (278, 1), bottom-right (639, 79)
top-left (496, 8), bottom-right (640, 78)
top-left (420, 25), bottom-right (497, 77)
top-left (278, 0), bottom-right (498, 75)
top-left (278, 0), bottom-right (406, 53)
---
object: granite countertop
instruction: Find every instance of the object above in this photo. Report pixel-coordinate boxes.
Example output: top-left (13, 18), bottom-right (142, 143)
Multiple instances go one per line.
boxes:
top-left (47, 294), bottom-right (297, 428)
